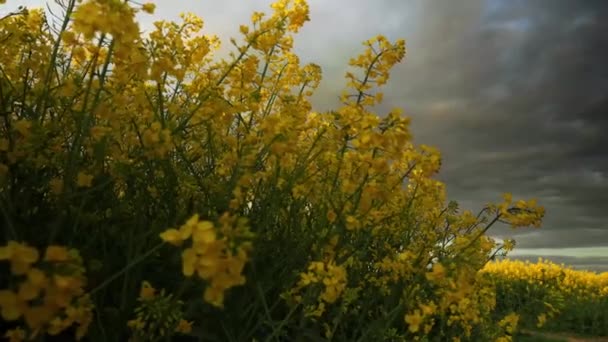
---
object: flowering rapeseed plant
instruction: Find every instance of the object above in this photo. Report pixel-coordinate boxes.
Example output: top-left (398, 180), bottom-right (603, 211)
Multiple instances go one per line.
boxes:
top-left (0, 0), bottom-right (551, 340)
top-left (160, 213), bottom-right (253, 308)
top-left (127, 281), bottom-right (193, 341)
top-left (0, 242), bottom-right (92, 340)
top-left (483, 258), bottom-right (608, 336)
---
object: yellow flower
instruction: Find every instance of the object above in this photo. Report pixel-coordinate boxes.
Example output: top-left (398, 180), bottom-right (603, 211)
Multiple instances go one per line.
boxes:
top-left (48, 317), bottom-right (67, 335)
top-left (426, 263), bottom-right (446, 283)
top-left (309, 302), bottom-right (325, 317)
top-left (0, 290), bottom-right (24, 321)
top-left (498, 313), bottom-right (519, 334)
top-left (536, 313), bottom-right (547, 328)
top-left (251, 11), bottom-right (264, 23)
top-left (420, 302), bottom-right (436, 316)
top-left (175, 319), bottom-right (193, 334)
top-left (27, 268), bottom-right (47, 288)
top-left (13, 120), bottom-right (32, 137)
top-left (502, 239), bottom-right (514, 251)
top-left (53, 275), bottom-right (80, 290)
top-left (49, 178), bottom-right (64, 195)
top-left (17, 281), bottom-right (40, 301)
top-left (0, 241), bottom-right (39, 275)
top-left (160, 228), bottom-right (184, 246)
top-left (61, 30), bottom-right (78, 46)
top-left (139, 281), bottom-right (156, 300)
top-left (141, 3), bottom-right (156, 14)
top-left (299, 272), bottom-right (317, 286)
top-left (192, 221), bottom-right (216, 244)
top-left (44, 246), bottom-right (70, 262)
top-left (127, 317), bottom-right (145, 330)
top-left (345, 215), bottom-right (360, 230)
top-left (405, 310), bottom-right (423, 333)
top-left (196, 251), bottom-right (220, 279)
top-left (4, 327), bottom-right (26, 342)
top-left (203, 284), bottom-right (225, 308)
top-left (181, 248), bottom-right (197, 276)
top-left (77, 172), bottom-right (94, 187)
top-left (326, 210), bottom-right (337, 223)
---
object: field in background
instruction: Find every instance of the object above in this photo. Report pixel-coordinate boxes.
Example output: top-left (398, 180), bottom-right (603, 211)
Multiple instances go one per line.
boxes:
top-left (484, 258), bottom-right (608, 339)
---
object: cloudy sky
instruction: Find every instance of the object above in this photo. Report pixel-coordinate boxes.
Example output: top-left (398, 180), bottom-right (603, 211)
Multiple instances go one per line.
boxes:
top-left (6, 0), bottom-right (608, 270)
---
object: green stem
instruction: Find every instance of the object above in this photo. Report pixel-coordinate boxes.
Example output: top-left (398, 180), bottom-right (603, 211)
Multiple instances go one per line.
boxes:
top-left (89, 242), bottom-right (165, 296)
top-left (38, 0), bottom-right (77, 121)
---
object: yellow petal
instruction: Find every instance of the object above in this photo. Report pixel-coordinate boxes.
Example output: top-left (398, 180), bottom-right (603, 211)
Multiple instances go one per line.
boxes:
top-left (181, 248), bottom-right (196, 277)
top-left (193, 228), bottom-right (216, 244)
top-left (18, 282), bottom-right (40, 301)
top-left (0, 290), bottom-right (22, 321)
top-left (44, 246), bottom-right (69, 262)
top-left (27, 268), bottom-right (47, 287)
top-left (17, 244), bottom-right (39, 264)
top-left (159, 229), bottom-right (183, 246)
top-left (11, 261), bottom-right (31, 276)
top-left (0, 246), bottom-right (12, 260)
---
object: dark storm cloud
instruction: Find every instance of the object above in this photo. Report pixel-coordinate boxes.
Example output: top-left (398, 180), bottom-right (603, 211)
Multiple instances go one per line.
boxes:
top-left (374, 0), bottom-right (608, 250)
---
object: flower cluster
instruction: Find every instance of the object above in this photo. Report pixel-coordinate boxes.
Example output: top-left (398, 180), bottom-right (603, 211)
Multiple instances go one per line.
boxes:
top-left (0, 242), bottom-right (93, 340)
top-left (483, 258), bottom-right (608, 335)
top-left (160, 214), bottom-right (253, 307)
top-left (127, 281), bottom-right (192, 341)
top-left (291, 260), bottom-right (348, 318)
top-left (141, 121), bottom-right (173, 158)
top-left (404, 301), bottom-right (437, 334)
top-left (495, 312), bottom-right (520, 342)
top-left (72, 0), bottom-right (140, 45)
top-left (492, 193), bottom-right (545, 228)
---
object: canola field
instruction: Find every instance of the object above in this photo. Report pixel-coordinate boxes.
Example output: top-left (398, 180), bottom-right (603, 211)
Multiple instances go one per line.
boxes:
top-left (484, 259), bottom-right (608, 339)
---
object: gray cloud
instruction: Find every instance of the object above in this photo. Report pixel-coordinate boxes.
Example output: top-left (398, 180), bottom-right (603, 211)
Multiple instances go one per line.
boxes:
top-left (375, 1), bottom-right (608, 250)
